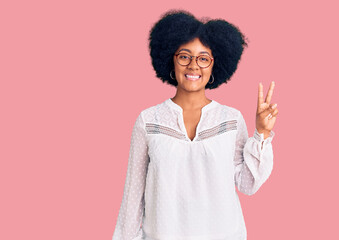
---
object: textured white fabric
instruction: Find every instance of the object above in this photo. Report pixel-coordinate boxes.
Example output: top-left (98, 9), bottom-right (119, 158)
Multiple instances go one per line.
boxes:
top-left (112, 98), bottom-right (275, 240)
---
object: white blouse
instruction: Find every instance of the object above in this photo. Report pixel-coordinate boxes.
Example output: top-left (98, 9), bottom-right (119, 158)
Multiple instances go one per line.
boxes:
top-left (112, 98), bottom-right (275, 240)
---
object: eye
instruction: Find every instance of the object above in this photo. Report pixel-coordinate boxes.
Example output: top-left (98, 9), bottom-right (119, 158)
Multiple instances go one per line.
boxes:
top-left (179, 54), bottom-right (190, 59)
top-left (199, 56), bottom-right (210, 62)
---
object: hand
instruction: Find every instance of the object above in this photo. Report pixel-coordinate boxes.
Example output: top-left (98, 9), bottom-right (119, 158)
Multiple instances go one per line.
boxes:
top-left (256, 81), bottom-right (278, 138)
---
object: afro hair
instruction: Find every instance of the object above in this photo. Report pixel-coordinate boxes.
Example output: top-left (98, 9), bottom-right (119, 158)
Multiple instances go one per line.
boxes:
top-left (148, 9), bottom-right (249, 89)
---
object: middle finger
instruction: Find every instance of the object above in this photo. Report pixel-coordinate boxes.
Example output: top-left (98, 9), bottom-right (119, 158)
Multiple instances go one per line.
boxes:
top-left (265, 81), bottom-right (275, 104)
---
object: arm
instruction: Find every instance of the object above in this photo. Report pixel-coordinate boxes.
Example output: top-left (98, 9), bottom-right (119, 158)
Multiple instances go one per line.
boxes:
top-left (112, 112), bottom-right (150, 240)
top-left (233, 112), bottom-right (275, 196)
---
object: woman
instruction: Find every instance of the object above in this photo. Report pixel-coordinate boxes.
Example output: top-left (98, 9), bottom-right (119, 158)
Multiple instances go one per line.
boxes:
top-left (112, 10), bottom-right (278, 240)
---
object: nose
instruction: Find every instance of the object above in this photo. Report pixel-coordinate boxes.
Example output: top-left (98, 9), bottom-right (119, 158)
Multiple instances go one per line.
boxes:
top-left (187, 56), bottom-right (199, 70)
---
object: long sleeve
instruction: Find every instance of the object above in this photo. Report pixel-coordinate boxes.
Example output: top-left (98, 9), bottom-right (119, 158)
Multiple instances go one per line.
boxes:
top-left (233, 112), bottom-right (275, 196)
top-left (112, 112), bottom-right (150, 240)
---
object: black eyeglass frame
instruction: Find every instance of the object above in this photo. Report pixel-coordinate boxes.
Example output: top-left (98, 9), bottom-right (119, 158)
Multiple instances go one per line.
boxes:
top-left (174, 53), bottom-right (214, 69)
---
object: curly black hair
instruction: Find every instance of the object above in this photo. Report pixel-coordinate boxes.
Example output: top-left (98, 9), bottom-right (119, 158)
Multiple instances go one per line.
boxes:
top-left (149, 10), bottom-right (249, 89)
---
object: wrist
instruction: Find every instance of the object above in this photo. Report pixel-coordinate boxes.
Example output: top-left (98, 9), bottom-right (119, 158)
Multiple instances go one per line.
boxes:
top-left (256, 128), bottom-right (271, 139)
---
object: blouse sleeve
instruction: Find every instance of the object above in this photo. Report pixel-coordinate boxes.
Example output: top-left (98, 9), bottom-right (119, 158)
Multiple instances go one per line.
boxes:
top-left (233, 111), bottom-right (275, 196)
top-left (112, 112), bottom-right (150, 240)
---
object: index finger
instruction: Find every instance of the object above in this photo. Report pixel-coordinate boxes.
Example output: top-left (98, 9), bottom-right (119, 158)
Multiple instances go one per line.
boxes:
top-left (265, 81), bottom-right (275, 104)
top-left (258, 82), bottom-right (264, 107)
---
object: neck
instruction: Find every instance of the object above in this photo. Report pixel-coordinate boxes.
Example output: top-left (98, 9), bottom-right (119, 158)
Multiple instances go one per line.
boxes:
top-left (171, 87), bottom-right (211, 111)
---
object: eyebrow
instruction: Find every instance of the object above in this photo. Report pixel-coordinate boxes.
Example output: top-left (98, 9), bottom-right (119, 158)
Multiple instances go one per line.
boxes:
top-left (178, 49), bottom-right (211, 56)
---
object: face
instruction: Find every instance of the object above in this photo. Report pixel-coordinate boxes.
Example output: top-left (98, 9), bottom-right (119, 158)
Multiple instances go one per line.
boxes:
top-left (173, 38), bottom-right (214, 92)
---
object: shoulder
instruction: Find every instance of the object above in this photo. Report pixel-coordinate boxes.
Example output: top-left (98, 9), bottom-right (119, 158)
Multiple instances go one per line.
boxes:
top-left (136, 100), bottom-right (168, 123)
top-left (140, 101), bottom-right (165, 115)
top-left (212, 100), bottom-right (242, 120)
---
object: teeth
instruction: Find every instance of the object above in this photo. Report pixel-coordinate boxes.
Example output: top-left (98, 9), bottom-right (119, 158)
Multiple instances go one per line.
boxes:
top-left (186, 75), bottom-right (200, 79)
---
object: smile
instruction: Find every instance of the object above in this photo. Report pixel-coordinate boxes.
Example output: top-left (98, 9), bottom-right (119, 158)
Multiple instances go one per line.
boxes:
top-left (185, 74), bottom-right (201, 81)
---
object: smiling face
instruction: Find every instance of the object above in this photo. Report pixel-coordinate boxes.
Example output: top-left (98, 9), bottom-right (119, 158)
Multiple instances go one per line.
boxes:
top-left (173, 38), bottom-right (214, 92)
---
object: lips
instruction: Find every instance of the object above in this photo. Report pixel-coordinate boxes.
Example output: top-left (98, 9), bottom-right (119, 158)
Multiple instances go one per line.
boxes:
top-left (185, 74), bottom-right (201, 81)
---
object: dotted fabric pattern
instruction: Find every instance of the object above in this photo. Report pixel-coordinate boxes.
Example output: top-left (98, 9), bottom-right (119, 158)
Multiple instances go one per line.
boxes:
top-left (112, 113), bottom-right (149, 240)
top-left (112, 98), bottom-right (275, 240)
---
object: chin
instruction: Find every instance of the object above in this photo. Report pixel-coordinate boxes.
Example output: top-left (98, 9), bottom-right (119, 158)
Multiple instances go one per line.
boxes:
top-left (180, 83), bottom-right (206, 92)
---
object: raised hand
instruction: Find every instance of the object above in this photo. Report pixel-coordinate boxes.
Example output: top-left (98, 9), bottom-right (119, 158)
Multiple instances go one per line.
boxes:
top-left (256, 81), bottom-right (278, 139)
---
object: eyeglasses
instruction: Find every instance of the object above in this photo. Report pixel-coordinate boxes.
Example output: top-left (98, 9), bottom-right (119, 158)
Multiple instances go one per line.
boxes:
top-left (175, 53), bottom-right (214, 68)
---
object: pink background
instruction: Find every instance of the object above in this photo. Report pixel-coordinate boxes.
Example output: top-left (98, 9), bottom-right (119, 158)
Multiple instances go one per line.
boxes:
top-left (1, 0), bottom-right (338, 239)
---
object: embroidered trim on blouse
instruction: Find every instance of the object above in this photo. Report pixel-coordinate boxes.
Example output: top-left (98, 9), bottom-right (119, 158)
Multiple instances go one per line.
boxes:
top-left (145, 123), bottom-right (188, 141)
top-left (146, 120), bottom-right (237, 141)
top-left (196, 120), bottom-right (237, 141)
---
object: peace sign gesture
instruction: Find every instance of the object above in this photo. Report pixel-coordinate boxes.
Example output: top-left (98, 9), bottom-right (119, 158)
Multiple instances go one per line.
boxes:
top-left (256, 81), bottom-right (278, 138)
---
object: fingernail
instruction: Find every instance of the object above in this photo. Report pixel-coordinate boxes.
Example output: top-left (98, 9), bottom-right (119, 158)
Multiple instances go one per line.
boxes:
top-left (272, 103), bottom-right (277, 109)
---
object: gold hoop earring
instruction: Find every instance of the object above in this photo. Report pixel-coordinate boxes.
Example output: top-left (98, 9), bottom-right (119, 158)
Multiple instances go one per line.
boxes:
top-left (170, 70), bottom-right (176, 80)
top-left (209, 74), bottom-right (214, 84)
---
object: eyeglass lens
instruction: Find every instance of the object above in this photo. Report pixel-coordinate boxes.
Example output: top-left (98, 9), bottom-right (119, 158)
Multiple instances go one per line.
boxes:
top-left (177, 53), bottom-right (212, 68)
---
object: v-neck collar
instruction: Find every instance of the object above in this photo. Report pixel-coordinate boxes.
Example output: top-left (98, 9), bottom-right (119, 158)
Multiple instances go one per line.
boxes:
top-left (165, 98), bottom-right (218, 142)
top-left (166, 98), bottom-right (217, 113)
